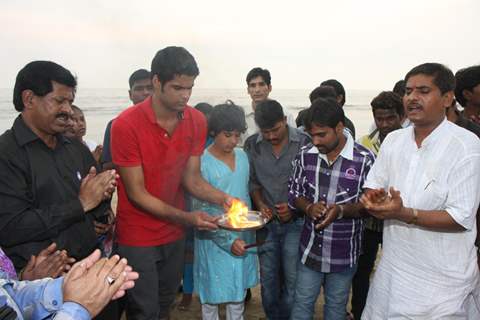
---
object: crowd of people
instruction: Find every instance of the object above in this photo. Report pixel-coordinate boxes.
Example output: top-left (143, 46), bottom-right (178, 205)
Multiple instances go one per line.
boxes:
top-left (1, 45), bottom-right (480, 320)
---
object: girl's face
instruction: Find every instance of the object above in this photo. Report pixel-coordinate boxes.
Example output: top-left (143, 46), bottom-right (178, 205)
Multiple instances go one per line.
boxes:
top-left (213, 130), bottom-right (241, 153)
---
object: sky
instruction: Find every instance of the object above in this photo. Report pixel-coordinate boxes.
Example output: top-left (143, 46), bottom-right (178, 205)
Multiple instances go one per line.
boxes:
top-left (1, 0), bottom-right (479, 90)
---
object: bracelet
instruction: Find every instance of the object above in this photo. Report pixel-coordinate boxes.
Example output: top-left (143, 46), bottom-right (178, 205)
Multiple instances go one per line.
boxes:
top-left (407, 208), bottom-right (418, 225)
top-left (305, 203), bottom-right (313, 215)
top-left (337, 204), bottom-right (344, 219)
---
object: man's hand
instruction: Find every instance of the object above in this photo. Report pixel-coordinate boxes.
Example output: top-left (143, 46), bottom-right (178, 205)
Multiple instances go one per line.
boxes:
top-left (92, 145), bottom-right (103, 164)
top-left (94, 209), bottom-right (115, 236)
top-left (360, 187), bottom-right (404, 220)
top-left (231, 239), bottom-right (246, 256)
top-left (275, 203), bottom-right (293, 223)
top-left (314, 204), bottom-right (340, 230)
top-left (79, 167), bottom-right (118, 212)
top-left (306, 201), bottom-right (328, 221)
top-left (258, 205), bottom-right (273, 221)
top-left (187, 211), bottom-right (220, 230)
top-left (63, 250), bottom-right (139, 318)
top-left (21, 243), bottom-right (75, 281)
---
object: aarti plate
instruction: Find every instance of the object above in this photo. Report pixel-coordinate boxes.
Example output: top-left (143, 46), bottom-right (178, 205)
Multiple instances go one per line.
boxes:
top-left (217, 210), bottom-right (269, 231)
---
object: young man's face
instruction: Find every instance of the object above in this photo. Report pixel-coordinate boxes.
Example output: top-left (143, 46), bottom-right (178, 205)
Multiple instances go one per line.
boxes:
top-left (247, 76), bottom-right (271, 106)
top-left (373, 108), bottom-right (401, 139)
top-left (404, 74), bottom-right (453, 129)
top-left (464, 83), bottom-right (480, 108)
top-left (308, 122), bottom-right (343, 155)
top-left (153, 74), bottom-right (195, 113)
top-left (129, 78), bottom-right (153, 105)
top-left (259, 118), bottom-right (288, 146)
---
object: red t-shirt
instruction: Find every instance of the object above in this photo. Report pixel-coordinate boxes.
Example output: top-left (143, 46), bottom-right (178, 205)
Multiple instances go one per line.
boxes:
top-left (111, 97), bottom-right (207, 246)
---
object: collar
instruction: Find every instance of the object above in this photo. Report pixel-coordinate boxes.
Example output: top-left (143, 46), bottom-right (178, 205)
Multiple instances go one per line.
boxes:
top-left (255, 125), bottom-right (301, 144)
top-left (411, 117), bottom-right (448, 148)
top-left (140, 96), bottom-right (190, 125)
top-left (306, 129), bottom-right (354, 162)
top-left (13, 115), bottom-right (69, 147)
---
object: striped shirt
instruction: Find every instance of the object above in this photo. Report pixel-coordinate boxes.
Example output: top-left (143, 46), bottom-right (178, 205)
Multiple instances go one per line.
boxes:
top-left (288, 132), bottom-right (375, 273)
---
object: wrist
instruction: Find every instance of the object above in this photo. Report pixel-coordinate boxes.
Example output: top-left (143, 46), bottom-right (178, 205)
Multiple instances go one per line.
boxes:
top-left (406, 207), bottom-right (419, 225)
top-left (305, 203), bottom-right (313, 216)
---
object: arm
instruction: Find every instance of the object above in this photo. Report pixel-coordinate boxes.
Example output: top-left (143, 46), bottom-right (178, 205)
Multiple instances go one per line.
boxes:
top-left (117, 165), bottom-right (218, 230)
top-left (3, 277), bottom-right (91, 320)
top-left (361, 188), bottom-right (466, 231)
top-left (0, 156), bottom-right (86, 246)
top-left (182, 156), bottom-right (230, 207)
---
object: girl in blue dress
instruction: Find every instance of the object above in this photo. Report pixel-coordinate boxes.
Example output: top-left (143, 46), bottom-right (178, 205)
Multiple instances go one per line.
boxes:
top-left (193, 103), bottom-right (258, 320)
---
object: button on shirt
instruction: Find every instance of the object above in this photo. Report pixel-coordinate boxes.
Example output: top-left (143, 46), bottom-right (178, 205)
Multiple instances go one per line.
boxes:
top-left (244, 126), bottom-right (310, 214)
top-left (288, 132), bottom-right (375, 273)
top-left (362, 119), bottom-right (480, 318)
top-left (0, 116), bottom-right (106, 270)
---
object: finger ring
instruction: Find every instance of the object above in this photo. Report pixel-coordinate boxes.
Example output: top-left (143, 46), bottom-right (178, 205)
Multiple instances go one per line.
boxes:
top-left (106, 276), bottom-right (115, 285)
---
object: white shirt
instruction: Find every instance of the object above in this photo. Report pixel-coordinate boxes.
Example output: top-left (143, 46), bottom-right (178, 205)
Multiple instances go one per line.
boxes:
top-left (362, 118), bottom-right (480, 319)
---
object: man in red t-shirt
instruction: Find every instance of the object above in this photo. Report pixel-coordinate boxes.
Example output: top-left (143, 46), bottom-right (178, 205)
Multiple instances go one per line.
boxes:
top-left (111, 46), bottom-right (232, 320)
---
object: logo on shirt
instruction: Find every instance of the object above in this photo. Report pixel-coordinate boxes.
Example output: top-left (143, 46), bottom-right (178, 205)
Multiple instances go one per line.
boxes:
top-left (345, 167), bottom-right (357, 180)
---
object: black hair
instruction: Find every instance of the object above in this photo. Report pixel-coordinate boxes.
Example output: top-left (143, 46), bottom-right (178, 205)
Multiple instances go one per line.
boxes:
top-left (194, 102), bottom-right (213, 118)
top-left (392, 80), bottom-right (406, 97)
top-left (371, 91), bottom-right (404, 116)
top-left (151, 46), bottom-right (199, 86)
top-left (404, 63), bottom-right (455, 95)
top-left (454, 65), bottom-right (480, 107)
top-left (13, 61), bottom-right (77, 112)
top-left (320, 79), bottom-right (346, 106)
top-left (128, 69), bottom-right (151, 89)
top-left (254, 99), bottom-right (285, 129)
top-left (304, 98), bottom-right (345, 131)
top-left (246, 67), bottom-right (271, 85)
top-left (208, 103), bottom-right (247, 136)
top-left (309, 85), bottom-right (337, 103)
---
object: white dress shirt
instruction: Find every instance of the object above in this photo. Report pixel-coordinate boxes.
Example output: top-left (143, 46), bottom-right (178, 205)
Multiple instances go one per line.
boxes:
top-left (362, 118), bottom-right (480, 319)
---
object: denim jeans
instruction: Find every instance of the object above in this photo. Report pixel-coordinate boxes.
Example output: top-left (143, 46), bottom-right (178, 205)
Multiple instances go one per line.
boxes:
top-left (258, 218), bottom-right (303, 320)
top-left (290, 262), bottom-right (358, 320)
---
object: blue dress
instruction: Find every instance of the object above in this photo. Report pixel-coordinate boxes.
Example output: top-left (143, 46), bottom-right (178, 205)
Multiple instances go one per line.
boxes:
top-left (193, 148), bottom-right (259, 304)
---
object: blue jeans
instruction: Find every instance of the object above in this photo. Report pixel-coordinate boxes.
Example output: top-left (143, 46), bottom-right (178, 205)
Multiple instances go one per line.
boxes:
top-left (290, 262), bottom-right (357, 320)
top-left (258, 218), bottom-right (303, 320)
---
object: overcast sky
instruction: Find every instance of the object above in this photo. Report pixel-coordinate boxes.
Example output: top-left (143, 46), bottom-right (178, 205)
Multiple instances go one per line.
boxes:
top-left (1, 0), bottom-right (479, 90)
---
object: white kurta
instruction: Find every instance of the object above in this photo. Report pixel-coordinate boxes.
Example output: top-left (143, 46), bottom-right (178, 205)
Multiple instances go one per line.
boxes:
top-left (362, 119), bottom-right (480, 319)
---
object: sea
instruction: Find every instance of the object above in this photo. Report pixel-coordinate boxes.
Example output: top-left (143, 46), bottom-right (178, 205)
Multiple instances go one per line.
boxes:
top-left (0, 88), bottom-right (377, 143)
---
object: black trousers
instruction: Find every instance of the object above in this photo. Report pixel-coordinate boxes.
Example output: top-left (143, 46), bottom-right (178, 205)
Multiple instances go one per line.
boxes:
top-left (116, 238), bottom-right (185, 320)
top-left (351, 229), bottom-right (383, 320)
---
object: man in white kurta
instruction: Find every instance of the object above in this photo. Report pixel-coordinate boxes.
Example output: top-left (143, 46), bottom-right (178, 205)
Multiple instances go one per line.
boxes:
top-left (361, 63), bottom-right (480, 319)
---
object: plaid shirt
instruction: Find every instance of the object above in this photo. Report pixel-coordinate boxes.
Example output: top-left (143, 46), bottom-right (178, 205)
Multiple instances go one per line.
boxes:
top-left (288, 133), bottom-right (375, 272)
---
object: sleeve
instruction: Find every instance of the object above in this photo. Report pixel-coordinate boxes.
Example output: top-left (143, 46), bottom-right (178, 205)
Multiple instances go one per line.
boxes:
top-left (444, 152), bottom-right (480, 230)
top-left (243, 137), bottom-right (261, 193)
top-left (288, 152), bottom-right (311, 210)
top-left (52, 302), bottom-right (91, 320)
top-left (191, 111), bottom-right (207, 157)
top-left (4, 277), bottom-right (89, 320)
top-left (101, 121), bottom-right (113, 163)
top-left (111, 117), bottom-right (141, 167)
top-left (0, 156), bottom-right (85, 246)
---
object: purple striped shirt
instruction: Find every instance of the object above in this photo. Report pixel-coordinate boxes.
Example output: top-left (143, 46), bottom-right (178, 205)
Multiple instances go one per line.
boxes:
top-left (288, 133), bottom-right (375, 272)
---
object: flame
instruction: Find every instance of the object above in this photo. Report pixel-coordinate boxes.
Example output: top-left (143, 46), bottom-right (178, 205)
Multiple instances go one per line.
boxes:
top-left (226, 199), bottom-right (259, 228)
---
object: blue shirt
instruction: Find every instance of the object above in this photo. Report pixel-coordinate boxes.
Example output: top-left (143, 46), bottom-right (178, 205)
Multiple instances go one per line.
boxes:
top-left (0, 277), bottom-right (90, 320)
